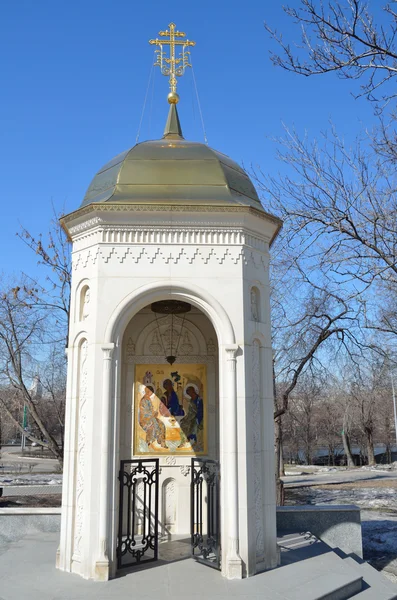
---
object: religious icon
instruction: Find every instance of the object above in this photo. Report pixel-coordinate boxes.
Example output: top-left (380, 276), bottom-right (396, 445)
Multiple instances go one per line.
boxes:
top-left (135, 363), bottom-right (207, 455)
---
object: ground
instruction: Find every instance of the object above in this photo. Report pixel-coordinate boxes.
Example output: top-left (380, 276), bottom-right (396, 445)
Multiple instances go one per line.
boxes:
top-left (2, 448), bottom-right (397, 584)
top-left (283, 465), bottom-right (397, 582)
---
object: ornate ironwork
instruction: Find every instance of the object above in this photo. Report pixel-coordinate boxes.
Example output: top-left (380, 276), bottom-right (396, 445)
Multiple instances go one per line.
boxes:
top-left (117, 458), bottom-right (159, 569)
top-left (149, 22), bottom-right (196, 104)
top-left (191, 458), bottom-right (220, 569)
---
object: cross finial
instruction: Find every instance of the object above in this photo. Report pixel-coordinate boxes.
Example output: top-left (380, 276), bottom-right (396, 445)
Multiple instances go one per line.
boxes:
top-left (149, 22), bottom-right (196, 104)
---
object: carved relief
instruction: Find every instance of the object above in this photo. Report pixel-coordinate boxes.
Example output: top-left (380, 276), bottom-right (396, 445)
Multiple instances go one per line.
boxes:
top-left (165, 455), bottom-right (176, 466)
top-left (251, 287), bottom-right (260, 322)
top-left (126, 337), bottom-right (135, 360)
top-left (148, 331), bottom-right (163, 355)
top-left (139, 316), bottom-right (203, 357)
top-left (179, 331), bottom-right (193, 355)
top-left (180, 465), bottom-right (190, 477)
top-left (82, 287), bottom-right (90, 320)
top-left (252, 339), bottom-right (264, 561)
top-left (207, 338), bottom-right (216, 355)
top-left (74, 339), bottom-right (88, 558)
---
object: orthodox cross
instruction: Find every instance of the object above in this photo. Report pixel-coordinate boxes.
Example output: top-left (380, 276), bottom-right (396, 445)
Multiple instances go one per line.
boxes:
top-left (149, 22), bottom-right (195, 104)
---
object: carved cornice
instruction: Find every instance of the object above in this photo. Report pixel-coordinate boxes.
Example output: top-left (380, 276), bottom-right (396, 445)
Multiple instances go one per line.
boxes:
top-left (61, 203), bottom-right (282, 246)
top-left (69, 217), bottom-right (104, 235)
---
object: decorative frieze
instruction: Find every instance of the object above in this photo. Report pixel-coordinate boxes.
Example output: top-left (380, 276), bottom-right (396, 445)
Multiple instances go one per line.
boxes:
top-left (97, 227), bottom-right (267, 250)
top-left (72, 245), bottom-right (268, 270)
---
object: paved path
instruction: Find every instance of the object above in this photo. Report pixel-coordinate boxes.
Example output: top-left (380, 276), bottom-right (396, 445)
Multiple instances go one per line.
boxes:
top-left (1, 532), bottom-right (396, 600)
top-left (282, 468), bottom-right (397, 488)
top-left (0, 532), bottom-right (289, 600)
top-left (0, 446), bottom-right (58, 475)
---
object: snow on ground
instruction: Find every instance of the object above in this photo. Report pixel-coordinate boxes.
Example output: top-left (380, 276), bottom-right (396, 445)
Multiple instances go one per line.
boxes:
top-left (0, 474), bottom-right (63, 485)
top-left (287, 484), bottom-right (397, 510)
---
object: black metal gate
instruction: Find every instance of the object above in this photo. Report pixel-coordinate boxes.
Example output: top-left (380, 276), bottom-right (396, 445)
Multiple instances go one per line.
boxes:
top-left (191, 458), bottom-right (220, 569)
top-left (117, 458), bottom-right (159, 569)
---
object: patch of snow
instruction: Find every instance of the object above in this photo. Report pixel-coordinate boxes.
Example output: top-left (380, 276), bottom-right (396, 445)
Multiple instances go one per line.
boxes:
top-left (318, 467), bottom-right (338, 473)
top-left (0, 474), bottom-right (62, 485)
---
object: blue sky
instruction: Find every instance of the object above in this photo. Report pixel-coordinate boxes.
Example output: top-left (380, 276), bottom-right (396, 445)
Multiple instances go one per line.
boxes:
top-left (0, 0), bottom-right (377, 277)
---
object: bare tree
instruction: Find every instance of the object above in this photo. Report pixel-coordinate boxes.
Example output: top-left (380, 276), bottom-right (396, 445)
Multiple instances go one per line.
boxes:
top-left (17, 208), bottom-right (71, 343)
top-left (287, 377), bottom-right (321, 465)
top-left (270, 246), bottom-right (363, 501)
top-left (265, 0), bottom-right (397, 107)
top-left (0, 281), bottom-right (64, 462)
top-left (0, 210), bottom-right (71, 463)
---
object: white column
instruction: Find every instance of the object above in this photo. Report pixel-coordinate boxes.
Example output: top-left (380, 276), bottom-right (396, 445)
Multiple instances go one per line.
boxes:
top-left (224, 344), bottom-right (243, 579)
top-left (95, 343), bottom-right (114, 580)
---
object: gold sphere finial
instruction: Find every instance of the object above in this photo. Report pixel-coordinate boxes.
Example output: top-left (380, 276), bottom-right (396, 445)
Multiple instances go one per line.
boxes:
top-left (168, 91), bottom-right (180, 104)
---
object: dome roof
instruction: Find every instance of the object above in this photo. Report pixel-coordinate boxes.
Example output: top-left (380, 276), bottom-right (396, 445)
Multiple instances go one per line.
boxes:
top-left (81, 105), bottom-right (262, 210)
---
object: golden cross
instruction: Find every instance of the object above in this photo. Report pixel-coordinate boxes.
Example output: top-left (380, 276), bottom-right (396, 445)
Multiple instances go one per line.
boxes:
top-left (149, 22), bottom-right (196, 104)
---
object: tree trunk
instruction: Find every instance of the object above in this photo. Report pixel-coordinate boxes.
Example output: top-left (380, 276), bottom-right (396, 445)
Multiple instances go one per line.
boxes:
top-left (275, 415), bottom-right (285, 477)
top-left (365, 427), bottom-right (376, 466)
top-left (342, 412), bottom-right (355, 467)
top-left (342, 430), bottom-right (355, 467)
top-left (274, 406), bottom-right (285, 505)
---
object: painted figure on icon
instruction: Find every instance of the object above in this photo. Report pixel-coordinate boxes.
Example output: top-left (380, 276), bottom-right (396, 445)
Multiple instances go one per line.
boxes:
top-left (138, 385), bottom-right (168, 450)
top-left (160, 378), bottom-right (185, 417)
top-left (181, 385), bottom-right (203, 444)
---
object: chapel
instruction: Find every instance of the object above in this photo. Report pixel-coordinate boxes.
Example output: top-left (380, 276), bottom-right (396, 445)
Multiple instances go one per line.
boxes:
top-left (57, 22), bottom-right (282, 582)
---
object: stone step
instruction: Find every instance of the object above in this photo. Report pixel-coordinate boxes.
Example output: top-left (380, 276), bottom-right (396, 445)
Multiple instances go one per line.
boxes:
top-left (286, 571), bottom-right (362, 600)
top-left (341, 557), bottom-right (397, 599)
top-left (263, 545), bottom-right (363, 599)
top-left (349, 588), bottom-right (397, 599)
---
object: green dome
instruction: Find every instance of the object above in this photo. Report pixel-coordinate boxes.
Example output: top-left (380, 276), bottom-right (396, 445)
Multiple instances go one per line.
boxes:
top-left (81, 105), bottom-right (262, 209)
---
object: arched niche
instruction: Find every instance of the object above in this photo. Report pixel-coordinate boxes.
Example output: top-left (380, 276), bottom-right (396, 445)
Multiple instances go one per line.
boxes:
top-left (161, 477), bottom-right (177, 538)
top-left (118, 302), bottom-right (219, 467)
top-left (75, 281), bottom-right (90, 322)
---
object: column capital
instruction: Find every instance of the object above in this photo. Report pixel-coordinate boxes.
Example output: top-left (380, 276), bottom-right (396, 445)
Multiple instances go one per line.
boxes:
top-left (225, 344), bottom-right (239, 360)
top-left (101, 343), bottom-right (115, 361)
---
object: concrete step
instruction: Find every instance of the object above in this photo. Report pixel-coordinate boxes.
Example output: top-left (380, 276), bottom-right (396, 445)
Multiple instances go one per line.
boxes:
top-left (276, 529), bottom-right (397, 599)
top-left (341, 557), bottom-right (397, 599)
top-left (265, 545), bottom-right (363, 599)
top-left (287, 571), bottom-right (362, 600)
top-left (349, 588), bottom-right (397, 599)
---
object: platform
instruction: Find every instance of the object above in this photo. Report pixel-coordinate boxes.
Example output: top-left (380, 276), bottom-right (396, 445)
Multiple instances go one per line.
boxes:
top-left (1, 531), bottom-right (397, 600)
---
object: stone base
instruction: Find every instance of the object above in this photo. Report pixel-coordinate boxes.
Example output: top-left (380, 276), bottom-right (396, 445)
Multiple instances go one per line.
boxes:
top-left (225, 556), bottom-right (243, 579)
top-left (95, 558), bottom-right (110, 581)
top-left (277, 505), bottom-right (363, 559)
